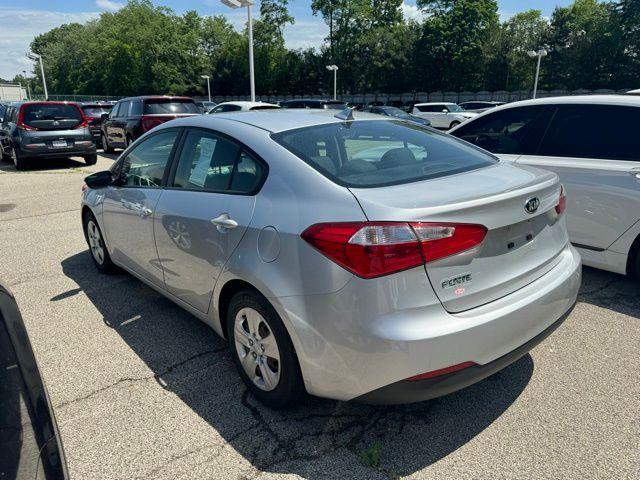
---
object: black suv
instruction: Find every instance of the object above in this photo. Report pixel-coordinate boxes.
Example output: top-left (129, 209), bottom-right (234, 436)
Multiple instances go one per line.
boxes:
top-left (0, 101), bottom-right (96, 170)
top-left (279, 99), bottom-right (347, 110)
top-left (101, 96), bottom-right (199, 153)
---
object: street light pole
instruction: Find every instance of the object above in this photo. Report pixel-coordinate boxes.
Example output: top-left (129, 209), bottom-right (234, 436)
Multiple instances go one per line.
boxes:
top-left (26, 53), bottom-right (48, 100)
top-left (326, 65), bottom-right (338, 101)
top-left (527, 49), bottom-right (547, 99)
top-left (221, 0), bottom-right (256, 102)
top-left (201, 75), bottom-right (211, 102)
top-left (22, 71), bottom-right (31, 100)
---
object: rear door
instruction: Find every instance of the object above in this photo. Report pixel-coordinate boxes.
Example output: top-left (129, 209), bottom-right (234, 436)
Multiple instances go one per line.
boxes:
top-left (102, 129), bottom-right (181, 286)
top-left (154, 128), bottom-right (264, 313)
top-left (516, 104), bottom-right (640, 250)
top-left (451, 104), bottom-right (556, 164)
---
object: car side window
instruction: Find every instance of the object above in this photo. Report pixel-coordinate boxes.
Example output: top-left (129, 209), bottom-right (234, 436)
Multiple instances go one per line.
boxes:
top-left (119, 130), bottom-right (179, 188)
top-left (539, 104), bottom-right (640, 161)
top-left (172, 129), bottom-right (265, 194)
top-left (131, 100), bottom-right (143, 116)
top-left (110, 103), bottom-right (121, 118)
top-left (452, 105), bottom-right (554, 155)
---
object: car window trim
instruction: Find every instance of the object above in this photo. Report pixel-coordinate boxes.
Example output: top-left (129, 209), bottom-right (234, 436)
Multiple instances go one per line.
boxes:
top-left (164, 126), bottom-right (269, 197)
top-left (111, 127), bottom-right (185, 190)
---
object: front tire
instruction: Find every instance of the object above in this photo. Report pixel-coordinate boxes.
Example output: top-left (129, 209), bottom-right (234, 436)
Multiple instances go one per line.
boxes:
top-left (83, 211), bottom-right (116, 273)
top-left (102, 133), bottom-right (114, 154)
top-left (227, 289), bottom-right (304, 408)
top-left (449, 120), bottom-right (461, 129)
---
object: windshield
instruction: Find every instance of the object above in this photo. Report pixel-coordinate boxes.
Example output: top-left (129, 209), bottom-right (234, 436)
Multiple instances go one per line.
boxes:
top-left (144, 100), bottom-right (199, 114)
top-left (272, 120), bottom-right (496, 188)
top-left (82, 106), bottom-right (112, 117)
top-left (381, 107), bottom-right (410, 118)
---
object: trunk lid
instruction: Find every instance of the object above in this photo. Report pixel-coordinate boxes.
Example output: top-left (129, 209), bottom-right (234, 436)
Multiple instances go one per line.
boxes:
top-left (349, 162), bottom-right (567, 312)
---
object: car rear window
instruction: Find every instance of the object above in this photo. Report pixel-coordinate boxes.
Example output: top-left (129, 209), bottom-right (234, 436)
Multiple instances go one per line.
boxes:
top-left (82, 106), bottom-right (112, 116)
top-left (323, 102), bottom-right (347, 110)
top-left (272, 120), bottom-right (496, 188)
top-left (143, 99), bottom-right (199, 114)
top-left (249, 105), bottom-right (280, 111)
top-left (20, 103), bottom-right (83, 130)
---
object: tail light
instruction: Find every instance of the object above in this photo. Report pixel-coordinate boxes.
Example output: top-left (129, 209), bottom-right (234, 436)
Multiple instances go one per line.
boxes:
top-left (17, 106), bottom-right (37, 131)
top-left (555, 184), bottom-right (566, 215)
top-left (74, 105), bottom-right (89, 129)
top-left (141, 115), bottom-right (168, 132)
top-left (301, 222), bottom-right (487, 279)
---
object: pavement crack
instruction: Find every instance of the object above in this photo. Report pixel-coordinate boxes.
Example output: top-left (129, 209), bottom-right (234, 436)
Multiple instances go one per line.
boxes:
top-left (55, 347), bottom-right (228, 409)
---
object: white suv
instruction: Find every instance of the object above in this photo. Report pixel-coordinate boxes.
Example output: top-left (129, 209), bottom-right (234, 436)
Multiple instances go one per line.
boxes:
top-left (412, 102), bottom-right (478, 129)
top-left (450, 95), bottom-right (640, 277)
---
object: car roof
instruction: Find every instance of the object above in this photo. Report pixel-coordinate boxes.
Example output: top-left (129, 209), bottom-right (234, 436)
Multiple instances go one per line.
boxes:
top-left (491, 95), bottom-right (640, 110)
top-left (414, 102), bottom-right (456, 106)
top-left (116, 95), bottom-right (194, 102)
top-left (169, 108), bottom-right (386, 134)
top-left (218, 101), bottom-right (279, 108)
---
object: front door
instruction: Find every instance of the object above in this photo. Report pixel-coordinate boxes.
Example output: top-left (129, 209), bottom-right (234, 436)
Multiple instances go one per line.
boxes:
top-left (102, 129), bottom-right (181, 286)
top-left (154, 128), bottom-right (265, 313)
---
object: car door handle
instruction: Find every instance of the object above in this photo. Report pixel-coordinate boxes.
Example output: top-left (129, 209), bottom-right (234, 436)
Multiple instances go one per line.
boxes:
top-left (211, 213), bottom-right (238, 231)
top-left (141, 207), bottom-right (153, 217)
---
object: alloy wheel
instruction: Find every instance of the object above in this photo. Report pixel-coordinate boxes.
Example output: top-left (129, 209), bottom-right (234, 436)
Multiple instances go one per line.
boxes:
top-left (234, 307), bottom-right (281, 391)
top-left (87, 220), bottom-right (105, 265)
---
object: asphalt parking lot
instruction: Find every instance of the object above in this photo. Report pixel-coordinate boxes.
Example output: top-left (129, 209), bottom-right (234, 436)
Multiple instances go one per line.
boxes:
top-left (0, 153), bottom-right (639, 480)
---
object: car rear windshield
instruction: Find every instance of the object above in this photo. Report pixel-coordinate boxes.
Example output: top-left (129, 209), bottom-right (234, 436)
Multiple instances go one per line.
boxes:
top-left (21, 103), bottom-right (83, 130)
top-left (82, 106), bottom-right (112, 116)
top-left (272, 120), bottom-right (496, 188)
top-left (143, 99), bottom-right (199, 114)
top-left (323, 102), bottom-right (347, 110)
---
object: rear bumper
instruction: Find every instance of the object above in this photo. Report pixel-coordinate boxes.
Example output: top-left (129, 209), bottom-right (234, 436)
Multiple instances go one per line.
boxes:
top-left (354, 302), bottom-right (574, 404)
top-left (19, 143), bottom-right (96, 159)
top-left (273, 244), bottom-right (581, 402)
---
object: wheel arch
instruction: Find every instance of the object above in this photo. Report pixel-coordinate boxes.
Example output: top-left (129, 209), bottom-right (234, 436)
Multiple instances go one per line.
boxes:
top-left (626, 232), bottom-right (640, 277)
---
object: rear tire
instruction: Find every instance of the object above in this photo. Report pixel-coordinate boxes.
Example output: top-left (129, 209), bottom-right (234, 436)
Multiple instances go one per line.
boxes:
top-left (84, 154), bottom-right (98, 166)
top-left (83, 211), bottom-right (116, 274)
top-left (11, 146), bottom-right (28, 171)
top-left (449, 121), bottom-right (461, 129)
top-left (102, 133), bottom-right (114, 154)
top-left (227, 289), bottom-right (304, 408)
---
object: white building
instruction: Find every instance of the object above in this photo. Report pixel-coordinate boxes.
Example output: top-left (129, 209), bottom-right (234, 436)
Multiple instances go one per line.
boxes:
top-left (0, 83), bottom-right (27, 101)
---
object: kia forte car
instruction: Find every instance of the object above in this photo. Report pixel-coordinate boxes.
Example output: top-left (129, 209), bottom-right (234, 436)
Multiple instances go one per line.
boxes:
top-left (81, 109), bottom-right (581, 407)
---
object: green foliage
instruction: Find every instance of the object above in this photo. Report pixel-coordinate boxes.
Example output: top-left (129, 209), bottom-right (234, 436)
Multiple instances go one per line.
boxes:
top-left (25, 0), bottom-right (640, 97)
top-left (358, 441), bottom-right (383, 468)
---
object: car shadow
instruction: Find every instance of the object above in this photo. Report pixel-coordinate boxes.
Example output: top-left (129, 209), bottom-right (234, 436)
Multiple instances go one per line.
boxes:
top-left (60, 250), bottom-right (533, 478)
top-left (579, 266), bottom-right (640, 318)
top-left (0, 156), bottom-right (88, 173)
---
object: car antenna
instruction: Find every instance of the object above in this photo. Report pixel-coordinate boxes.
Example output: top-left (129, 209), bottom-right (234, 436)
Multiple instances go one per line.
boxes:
top-left (334, 107), bottom-right (354, 121)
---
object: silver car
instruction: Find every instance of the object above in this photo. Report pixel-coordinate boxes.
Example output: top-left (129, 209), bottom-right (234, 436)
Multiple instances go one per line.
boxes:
top-left (81, 110), bottom-right (581, 407)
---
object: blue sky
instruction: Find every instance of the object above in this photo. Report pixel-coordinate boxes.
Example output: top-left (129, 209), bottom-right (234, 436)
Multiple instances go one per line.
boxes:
top-left (0, 0), bottom-right (578, 79)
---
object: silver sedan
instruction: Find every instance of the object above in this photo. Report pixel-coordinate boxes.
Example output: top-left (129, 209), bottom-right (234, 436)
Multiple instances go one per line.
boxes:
top-left (81, 110), bottom-right (581, 407)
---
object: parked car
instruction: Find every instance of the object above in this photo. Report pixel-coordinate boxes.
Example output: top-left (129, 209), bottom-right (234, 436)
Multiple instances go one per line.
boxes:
top-left (279, 99), bottom-right (347, 110)
top-left (450, 95), bottom-right (640, 277)
top-left (412, 102), bottom-right (478, 129)
top-left (80, 102), bottom-right (113, 147)
top-left (0, 101), bottom-right (97, 170)
top-left (196, 101), bottom-right (217, 113)
top-left (101, 96), bottom-right (199, 153)
top-left (458, 101), bottom-right (506, 113)
top-left (385, 100), bottom-right (405, 109)
top-left (209, 101), bottom-right (280, 113)
top-left (363, 105), bottom-right (431, 127)
top-left (81, 110), bottom-right (580, 408)
top-left (0, 281), bottom-right (69, 480)
top-left (0, 102), bottom-right (7, 122)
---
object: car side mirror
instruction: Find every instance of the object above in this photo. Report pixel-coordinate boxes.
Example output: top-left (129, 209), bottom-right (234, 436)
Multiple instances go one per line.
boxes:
top-left (84, 170), bottom-right (114, 189)
top-left (442, 109), bottom-right (448, 113)
top-left (101, 113), bottom-right (109, 121)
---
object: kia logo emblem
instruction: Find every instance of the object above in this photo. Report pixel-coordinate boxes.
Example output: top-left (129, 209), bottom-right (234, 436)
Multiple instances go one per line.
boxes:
top-left (525, 197), bottom-right (540, 214)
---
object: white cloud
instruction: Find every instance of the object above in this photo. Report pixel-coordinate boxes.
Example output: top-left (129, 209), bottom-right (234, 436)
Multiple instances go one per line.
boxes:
top-left (402, 2), bottom-right (426, 22)
top-left (283, 20), bottom-right (328, 50)
top-left (0, 9), bottom-right (99, 81)
top-left (95, 0), bottom-right (124, 12)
